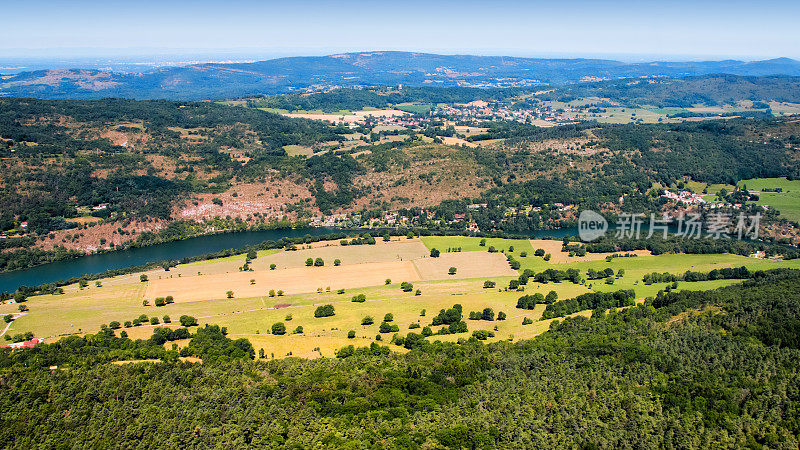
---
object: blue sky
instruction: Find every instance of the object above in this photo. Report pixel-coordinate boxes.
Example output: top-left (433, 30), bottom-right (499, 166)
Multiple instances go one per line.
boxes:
top-left (3, 0), bottom-right (799, 60)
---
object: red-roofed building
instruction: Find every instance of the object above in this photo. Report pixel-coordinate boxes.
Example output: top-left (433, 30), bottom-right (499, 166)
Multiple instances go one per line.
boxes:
top-left (1, 338), bottom-right (41, 349)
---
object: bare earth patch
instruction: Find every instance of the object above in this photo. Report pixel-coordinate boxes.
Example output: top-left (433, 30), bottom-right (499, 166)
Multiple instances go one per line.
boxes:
top-left (413, 252), bottom-right (518, 280)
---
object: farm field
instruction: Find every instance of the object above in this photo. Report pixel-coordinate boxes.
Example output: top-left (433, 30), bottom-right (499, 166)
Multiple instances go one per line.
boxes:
top-left (738, 177), bottom-right (800, 222)
top-left (5, 237), bottom-right (800, 358)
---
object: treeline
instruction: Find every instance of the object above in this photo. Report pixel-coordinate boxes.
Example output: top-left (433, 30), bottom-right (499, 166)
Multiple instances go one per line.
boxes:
top-left (643, 266), bottom-right (752, 284)
top-left (541, 290), bottom-right (636, 320)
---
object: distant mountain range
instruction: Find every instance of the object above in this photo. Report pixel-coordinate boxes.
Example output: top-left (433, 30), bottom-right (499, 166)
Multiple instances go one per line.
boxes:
top-left (2, 51), bottom-right (800, 101)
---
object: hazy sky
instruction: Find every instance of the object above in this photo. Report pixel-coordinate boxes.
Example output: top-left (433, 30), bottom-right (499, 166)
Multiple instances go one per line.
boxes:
top-left (3, 0), bottom-right (800, 60)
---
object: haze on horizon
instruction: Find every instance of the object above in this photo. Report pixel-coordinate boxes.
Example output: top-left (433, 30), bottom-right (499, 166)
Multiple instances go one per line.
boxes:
top-left (3, 0), bottom-right (800, 62)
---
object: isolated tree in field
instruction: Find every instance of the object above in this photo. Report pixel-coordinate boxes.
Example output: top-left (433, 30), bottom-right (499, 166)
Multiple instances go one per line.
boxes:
top-left (314, 258), bottom-right (324, 267)
top-left (165, 296), bottom-right (174, 304)
top-left (351, 293), bottom-right (366, 302)
top-left (479, 239), bottom-right (486, 247)
top-left (140, 274), bottom-right (148, 282)
top-left (385, 279), bottom-right (392, 285)
top-left (109, 321), bottom-right (121, 329)
top-left (277, 290), bottom-right (284, 296)
top-left (430, 248), bottom-right (440, 258)
top-left (508, 245), bottom-right (515, 252)
top-left (482, 307), bottom-right (495, 321)
top-left (3, 314), bottom-right (12, 323)
top-left (293, 326), bottom-right (303, 334)
top-left (522, 317), bottom-right (533, 325)
top-left (250, 279), bottom-right (256, 285)
top-left (226, 291), bottom-right (234, 299)
top-left (383, 313), bottom-right (394, 322)
top-left (534, 248), bottom-right (545, 257)
top-left (268, 289), bottom-right (275, 297)
top-left (347, 330), bottom-right (356, 339)
top-left (270, 263), bottom-right (276, 270)
top-left (124, 321), bottom-right (132, 328)
top-left (271, 322), bottom-right (286, 335)
top-left (520, 251), bottom-right (528, 257)
top-left (142, 300), bottom-right (149, 307)
top-left (314, 304), bottom-right (335, 317)
top-left (449, 267), bottom-right (457, 275)
top-left (150, 317), bottom-right (159, 325)
top-left (285, 314), bottom-right (292, 321)
top-left (483, 280), bottom-right (496, 288)
top-left (544, 253), bottom-right (552, 261)
top-left (179, 315), bottom-right (198, 327)
top-left (361, 316), bottom-right (374, 325)
top-left (400, 282), bottom-right (414, 292)
top-left (488, 246), bottom-right (497, 253)
top-left (18, 304), bottom-right (28, 312)
top-left (305, 258), bottom-right (313, 266)
top-left (497, 311), bottom-right (507, 320)
top-left (163, 315), bottom-right (171, 323)
top-left (415, 289), bottom-right (421, 296)
top-left (420, 309), bottom-right (426, 316)
top-left (334, 259), bottom-right (341, 266)
top-left (155, 297), bottom-right (166, 307)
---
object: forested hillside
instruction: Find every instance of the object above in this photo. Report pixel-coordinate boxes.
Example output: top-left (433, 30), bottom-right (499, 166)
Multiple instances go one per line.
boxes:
top-left (1, 269), bottom-right (799, 447)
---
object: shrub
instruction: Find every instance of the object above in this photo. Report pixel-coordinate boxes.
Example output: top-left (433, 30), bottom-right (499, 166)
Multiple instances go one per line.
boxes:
top-left (271, 322), bottom-right (286, 335)
top-left (361, 316), bottom-right (374, 325)
top-left (385, 279), bottom-right (392, 285)
top-left (337, 288), bottom-right (345, 294)
top-left (448, 267), bottom-right (457, 275)
top-left (379, 322), bottom-right (400, 333)
top-left (409, 323), bottom-right (421, 329)
top-left (305, 258), bottom-right (313, 266)
top-left (109, 321), bottom-right (121, 329)
top-left (270, 264), bottom-right (276, 270)
top-left (544, 253), bottom-right (552, 261)
top-left (285, 314), bottom-right (292, 321)
top-left (522, 317), bottom-right (533, 325)
top-left (277, 290), bottom-right (284, 296)
top-left (483, 280), bottom-right (496, 288)
top-left (163, 315), bottom-right (171, 323)
top-left (520, 251), bottom-right (528, 257)
top-left (293, 326), bottom-right (303, 334)
top-left (334, 259), bottom-right (341, 266)
top-left (430, 248), bottom-right (440, 257)
top-left (150, 317), bottom-right (160, 325)
top-left (165, 296), bottom-right (174, 304)
top-left (179, 315), bottom-right (198, 327)
top-left (226, 291), bottom-right (234, 299)
top-left (314, 304), bottom-right (335, 317)
top-left (140, 274), bottom-right (148, 282)
top-left (269, 289), bottom-right (275, 297)
top-left (351, 294), bottom-right (366, 303)
top-left (415, 289), bottom-right (421, 296)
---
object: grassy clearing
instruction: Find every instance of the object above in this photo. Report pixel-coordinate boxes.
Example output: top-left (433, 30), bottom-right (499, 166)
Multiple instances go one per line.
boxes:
top-left (421, 236), bottom-right (534, 254)
top-left (738, 177), bottom-right (800, 222)
top-left (9, 237), bottom-right (800, 358)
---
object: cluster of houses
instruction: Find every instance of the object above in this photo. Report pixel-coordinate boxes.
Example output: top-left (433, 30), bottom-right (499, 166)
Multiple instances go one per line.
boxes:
top-left (431, 101), bottom-right (576, 124)
top-left (661, 190), bottom-right (706, 205)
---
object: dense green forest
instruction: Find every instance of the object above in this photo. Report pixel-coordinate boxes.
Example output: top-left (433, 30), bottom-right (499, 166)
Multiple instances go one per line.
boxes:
top-left (1, 269), bottom-right (799, 447)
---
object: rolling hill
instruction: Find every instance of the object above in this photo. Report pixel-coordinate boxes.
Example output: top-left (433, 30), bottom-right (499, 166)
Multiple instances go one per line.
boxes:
top-left (2, 51), bottom-right (800, 100)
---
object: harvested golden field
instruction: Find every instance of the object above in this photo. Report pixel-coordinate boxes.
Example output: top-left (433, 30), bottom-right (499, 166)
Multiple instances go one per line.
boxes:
top-left (529, 239), bottom-right (652, 263)
top-left (144, 261), bottom-right (421, 302)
